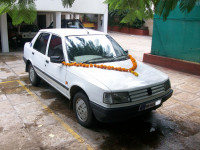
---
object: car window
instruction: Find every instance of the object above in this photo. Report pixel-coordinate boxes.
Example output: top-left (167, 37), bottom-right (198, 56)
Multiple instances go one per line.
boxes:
top-left (33, 33), bottom-right (50, 55)
top-left (65, 35), bottom-right (126, 63)
top-left (48, 35), bottom-right (64, 60)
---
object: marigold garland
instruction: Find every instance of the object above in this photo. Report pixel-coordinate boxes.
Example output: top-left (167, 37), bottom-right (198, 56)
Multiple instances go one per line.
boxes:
top-left (62, 54), bottom-right (138, 76)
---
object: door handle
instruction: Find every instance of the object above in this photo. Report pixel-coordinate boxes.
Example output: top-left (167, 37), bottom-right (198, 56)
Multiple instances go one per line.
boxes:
top-left (32, 52), bottom-right (34, 55)
top-left (46, 60), bottom-right (49, 63)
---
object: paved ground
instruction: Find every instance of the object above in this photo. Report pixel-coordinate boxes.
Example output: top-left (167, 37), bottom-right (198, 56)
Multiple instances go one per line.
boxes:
top-left (0, 32), bottom-right (200, 150)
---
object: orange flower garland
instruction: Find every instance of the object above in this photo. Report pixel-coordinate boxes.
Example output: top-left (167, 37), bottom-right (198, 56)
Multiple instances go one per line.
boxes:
top-left (62, 54), bottom-right (138, 76)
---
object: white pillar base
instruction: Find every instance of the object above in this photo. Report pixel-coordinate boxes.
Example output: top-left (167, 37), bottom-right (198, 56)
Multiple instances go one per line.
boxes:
top-left (0, 13), bottom-right (9, 53)
top-left (97, 15), bottom-right (102, 31)
top-left (102, 8), bottom-right (108, 33)
top-left (65, 14), bottom-right (70, 19)
top-left (70, 14), bottom-right (74, 19)
top-left (75, 14), bottom-right (80, 19)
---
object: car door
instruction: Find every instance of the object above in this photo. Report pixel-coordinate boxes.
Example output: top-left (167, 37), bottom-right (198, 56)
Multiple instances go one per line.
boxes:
top-left (32, 32), bottom-right (50, 78)
top-left (44, 34), bottom-right (69, 97)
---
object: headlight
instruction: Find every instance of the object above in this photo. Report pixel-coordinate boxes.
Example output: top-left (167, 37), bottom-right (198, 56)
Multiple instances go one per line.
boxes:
top-left (103, 92), bottom-right (130, 104)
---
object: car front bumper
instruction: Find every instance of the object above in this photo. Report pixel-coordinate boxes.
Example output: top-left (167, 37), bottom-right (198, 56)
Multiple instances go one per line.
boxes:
top-left (90, 89), bottom-right (173, 123)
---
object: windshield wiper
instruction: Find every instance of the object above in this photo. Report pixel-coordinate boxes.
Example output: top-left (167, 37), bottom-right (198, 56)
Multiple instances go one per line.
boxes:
top-left (83, 55), bottom-right (128, 64)
top-left (113, 55), bottom-right (129, 61)
top-left (83, 57), bottom-right (113, 63)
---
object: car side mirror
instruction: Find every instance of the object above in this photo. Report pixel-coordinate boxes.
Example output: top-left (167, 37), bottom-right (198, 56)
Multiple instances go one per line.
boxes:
top-left (50, 56), bottom-right (63, 63)
top-left (124, 50), bottom-right (129, 54)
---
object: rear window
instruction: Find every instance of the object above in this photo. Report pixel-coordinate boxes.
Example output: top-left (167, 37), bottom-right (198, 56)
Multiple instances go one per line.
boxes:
top-left (20, 25), bottom-right (38, 32)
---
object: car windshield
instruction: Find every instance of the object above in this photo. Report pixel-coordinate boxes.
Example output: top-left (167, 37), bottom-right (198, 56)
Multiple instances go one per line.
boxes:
top-left (66, 35), bottom-right (127, 63)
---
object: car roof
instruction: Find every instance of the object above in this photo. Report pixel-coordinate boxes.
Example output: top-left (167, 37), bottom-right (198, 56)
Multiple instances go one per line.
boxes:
top-left (39, 29), bottom-right (106, 37)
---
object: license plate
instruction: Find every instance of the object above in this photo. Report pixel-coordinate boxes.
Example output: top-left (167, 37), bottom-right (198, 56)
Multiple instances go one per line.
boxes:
top-left (138, 101), bottom-right (158, 111)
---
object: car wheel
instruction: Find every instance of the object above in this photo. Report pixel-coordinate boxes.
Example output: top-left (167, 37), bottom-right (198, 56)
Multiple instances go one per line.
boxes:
top-left (29, 64), bottom-right (41, 86)
top-left (73, 92), bottom-right (94, 128)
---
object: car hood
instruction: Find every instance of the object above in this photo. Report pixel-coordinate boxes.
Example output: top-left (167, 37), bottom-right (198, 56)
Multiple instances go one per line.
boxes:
top-left (71, 59), bottom-right (169, 92)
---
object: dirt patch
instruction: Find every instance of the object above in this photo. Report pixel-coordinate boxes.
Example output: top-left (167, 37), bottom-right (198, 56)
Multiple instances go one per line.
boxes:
top-left (0, 55), bottom-right (21, 62)
top-left (24, 123), bottom-right (37, 129)
top-left (2, 86), bottom-right (25, 94)
top-left (28, 81), bottom-right (51, 92)
top-left (0, 68), bottom-right (11, 73)
top-left (0, 81), bottom-right (20, 89)
top-left (39, 91), bottom-right (62, 100)
top-left (46, 96), bottom-right (75, 121)
top-left (19, 76), bottom-right (29, 83)
top-left (175, 120), bottom-right (200, 137)
top-left (0, 127), bottom-right (3, 133)
top-left (1, 76), bottom-right (18, 82)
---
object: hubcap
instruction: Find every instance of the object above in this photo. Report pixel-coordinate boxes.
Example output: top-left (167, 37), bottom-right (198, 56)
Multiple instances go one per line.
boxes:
top-left (76, 98), bottom-right (88, 122)
top-left (29, 67), bottom-right (35, 82)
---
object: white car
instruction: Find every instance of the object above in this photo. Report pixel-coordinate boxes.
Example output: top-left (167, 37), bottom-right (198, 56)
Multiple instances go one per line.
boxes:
top-left (17, 24), bottom-right (39, 44)
top-left (23, 29), bottom-right (173, 127)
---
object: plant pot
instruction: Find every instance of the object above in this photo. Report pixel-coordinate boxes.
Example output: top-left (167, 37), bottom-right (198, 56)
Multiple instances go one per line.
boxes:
top-left (129, 28), bottom-right (149, 35)
top-left (120, 27), bottom-right (130, 34)
top-left (108, 26), bottom-right (149, 36)
top-left (112, 26), bottom-right (120, 32)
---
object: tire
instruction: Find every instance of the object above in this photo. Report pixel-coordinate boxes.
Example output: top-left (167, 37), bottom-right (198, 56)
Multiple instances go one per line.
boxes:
top-left (73, 92), bottom-right (94, 128)
top-left (28, 64), bottom-right (41, 86)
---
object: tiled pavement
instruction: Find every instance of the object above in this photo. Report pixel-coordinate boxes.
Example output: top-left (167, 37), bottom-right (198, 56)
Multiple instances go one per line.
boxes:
top-left (0, 32), bottom-right (200, 149)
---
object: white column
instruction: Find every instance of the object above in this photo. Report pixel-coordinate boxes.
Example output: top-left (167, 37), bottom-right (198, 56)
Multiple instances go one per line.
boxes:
top-left (53, 12), bottom-right (61, 28)
top-left (50, 13), bottom-right (53, 22)
top-left (97, 14), bottom-right (102, 31)
top-left (46, 13), bottom-right (51, 27)
top-left (0, 13), bottom-right (9, 53)
top-left (65, 14), bottom-right (70, 19)
top-left (75, 14), bottom-right (80, 19)
top-left (102, 8), bottom-right (108, 33)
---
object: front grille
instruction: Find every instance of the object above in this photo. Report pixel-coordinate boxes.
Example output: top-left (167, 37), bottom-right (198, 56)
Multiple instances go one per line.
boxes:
top-left (129, 82), bottom-right (167, 102)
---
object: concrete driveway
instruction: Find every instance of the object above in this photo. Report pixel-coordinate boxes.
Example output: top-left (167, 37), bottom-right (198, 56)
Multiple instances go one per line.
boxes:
top-left (0, 32), bottom-right (200, 150)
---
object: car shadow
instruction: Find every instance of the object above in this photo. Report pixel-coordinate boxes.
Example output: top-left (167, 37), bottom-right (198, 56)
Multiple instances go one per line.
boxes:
top-left (91, 111), bottom-right (177, 150)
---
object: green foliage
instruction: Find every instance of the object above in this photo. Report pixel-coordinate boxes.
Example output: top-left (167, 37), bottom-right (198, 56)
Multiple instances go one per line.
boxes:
top-left (156, 0), bottom-right (197, 20)
top-left (0, 0), bottom-right (36, 25)
top-left (108, 10), bottom-right (145, 29)
top-left (61, 0), bottom-right (75, 8)
top-left (105, 0), bottom-right (156, 24)
top-left (105, 0), bottom-right (198, 23)
top-left (9, 3), bottom-right (37, 25)
top-left (0, 0), bottom-right (75, 25)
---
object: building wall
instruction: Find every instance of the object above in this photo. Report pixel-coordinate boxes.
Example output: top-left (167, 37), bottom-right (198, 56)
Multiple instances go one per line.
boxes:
top-left (35, 0), bottom-right (107, 14)
top-left (144, 19), bottom-right (153, 36)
